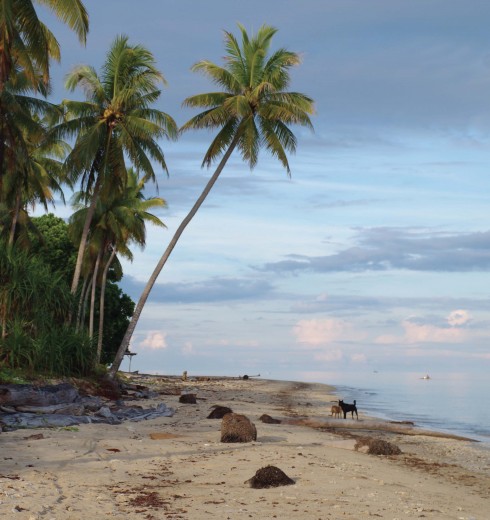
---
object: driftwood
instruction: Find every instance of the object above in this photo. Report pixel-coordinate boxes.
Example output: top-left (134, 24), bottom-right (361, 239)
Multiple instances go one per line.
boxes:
top-left (14, 403), bottom-right (85, 416)
top-left (0, 383), bottom-right (79, 407)
top-left (0, 382), bottom-right (174, 431)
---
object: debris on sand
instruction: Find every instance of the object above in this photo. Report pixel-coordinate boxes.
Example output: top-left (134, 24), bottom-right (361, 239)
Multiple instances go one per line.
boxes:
top-left (221, 413), bottom-right (257, 443)
top-left (355, 436), bottom-right (402, 455)
top-left (259, 413), bottom-right (281, 424)
top-left (207, 405), bottom-right (232, 419)
top-left (245, 465), bottom-right (295, 488)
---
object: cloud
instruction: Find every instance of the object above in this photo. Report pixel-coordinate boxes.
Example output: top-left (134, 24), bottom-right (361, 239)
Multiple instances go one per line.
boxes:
top-left (293, 318), bottom-right (365, 346)
top-left (447, 309), bottom-right (470, 326)
top-left (261, 228), bottom-right (490, 274)
top-left (138, 331), bottom-right (168, 350)
top-left (121, 276), bottom-right (274, 304)
top-left (401, 320), bottom-right (466, 344)
top-left (376, 310), bottom-right (471, 345)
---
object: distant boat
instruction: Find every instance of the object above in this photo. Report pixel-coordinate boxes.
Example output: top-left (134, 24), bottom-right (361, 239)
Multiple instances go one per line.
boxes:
top-left (421, 374), bottom-right (431, 380)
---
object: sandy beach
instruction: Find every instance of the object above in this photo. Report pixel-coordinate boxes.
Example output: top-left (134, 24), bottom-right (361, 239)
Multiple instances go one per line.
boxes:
top-left (1, 375), bottom-right (489, 519)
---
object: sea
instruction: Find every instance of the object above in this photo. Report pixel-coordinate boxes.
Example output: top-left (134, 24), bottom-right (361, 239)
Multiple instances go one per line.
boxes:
top-left (321, 370), bottom-right (490, 446)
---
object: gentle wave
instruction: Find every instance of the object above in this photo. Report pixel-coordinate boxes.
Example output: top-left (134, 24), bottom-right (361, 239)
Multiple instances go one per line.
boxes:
top-left (326, 370), bottom-right (490, 445)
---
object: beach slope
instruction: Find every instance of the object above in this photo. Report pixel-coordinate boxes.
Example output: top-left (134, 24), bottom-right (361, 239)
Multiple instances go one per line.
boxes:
top-left (1, 376), bottom-right (488, 519)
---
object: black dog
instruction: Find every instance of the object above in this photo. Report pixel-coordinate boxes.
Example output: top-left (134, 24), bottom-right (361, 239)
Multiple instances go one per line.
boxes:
top-left (338, 399), bottom-right (358, 420)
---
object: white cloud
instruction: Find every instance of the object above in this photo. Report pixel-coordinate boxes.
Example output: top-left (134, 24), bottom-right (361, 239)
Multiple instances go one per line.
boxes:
top-left (447, 309), bottom-right (470, 326)
top-left (139, 331), bottom-right (168, 351)
top-left (375, 311), bottom-right (472, 346)
top-left (402, 320), bottom-right (465, 344)
top-left (293, 318), bottom-right (365, 346)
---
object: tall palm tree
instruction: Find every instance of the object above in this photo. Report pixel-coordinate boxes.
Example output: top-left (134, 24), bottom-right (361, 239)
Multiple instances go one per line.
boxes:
top-left (55, 35), bottom-right (177, 296)
top-left (70, 167), bottom-right (166, 362)
top-left (109, 23), bottom-right (315, 378)
top-left (0, 0), bottom-right (88, 191)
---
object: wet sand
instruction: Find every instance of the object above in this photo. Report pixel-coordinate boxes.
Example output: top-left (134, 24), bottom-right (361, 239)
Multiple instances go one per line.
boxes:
top-left (1, 375), bottom-right (489, 519)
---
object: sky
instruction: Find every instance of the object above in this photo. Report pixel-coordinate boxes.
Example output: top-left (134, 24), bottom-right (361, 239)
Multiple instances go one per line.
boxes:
top-left (39, 0), bottom-right (490, 383)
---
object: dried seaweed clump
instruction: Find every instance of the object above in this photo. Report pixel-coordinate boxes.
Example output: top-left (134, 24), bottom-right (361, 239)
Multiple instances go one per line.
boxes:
top-left (221, 413), bottom-right (257, 443)
top-left (179, 393), bottom-right (197, 404)
top-left (355, 436), bottom-right (402, 455)
top-left (259, 414), bottom-right (281, 424)
top-left (207, 405), bottom-right (233, 419)
top-left (245, 465), bottom-right (295, 488)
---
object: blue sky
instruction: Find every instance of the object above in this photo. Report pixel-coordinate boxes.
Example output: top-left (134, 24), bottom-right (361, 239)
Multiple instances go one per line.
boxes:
top-left (41, 1), bottom-right (490, 381)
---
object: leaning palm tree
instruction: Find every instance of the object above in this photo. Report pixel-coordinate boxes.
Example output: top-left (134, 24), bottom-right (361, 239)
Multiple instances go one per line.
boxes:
top-left (55, 35), bottom-right (177, 296)
top-left (109, 23), bottom-right (314, 377)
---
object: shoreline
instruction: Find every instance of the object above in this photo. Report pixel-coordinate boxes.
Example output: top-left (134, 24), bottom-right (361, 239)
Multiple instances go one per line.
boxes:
top-left (1, 374), bottom-right (489, 518)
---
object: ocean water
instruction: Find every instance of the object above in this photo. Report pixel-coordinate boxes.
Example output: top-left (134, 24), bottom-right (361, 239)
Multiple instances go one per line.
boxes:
top-left (322, 370), bottom-right (490, 445)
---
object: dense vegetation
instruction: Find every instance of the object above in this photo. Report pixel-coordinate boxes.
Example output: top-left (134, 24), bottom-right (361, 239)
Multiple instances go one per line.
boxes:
top-left (0, 1), bottom-right (170, 377)
top-left (1, 3), bottom-right (313, 379)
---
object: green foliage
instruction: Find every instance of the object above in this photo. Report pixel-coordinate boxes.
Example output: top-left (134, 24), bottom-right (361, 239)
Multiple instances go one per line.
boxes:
top-left (0, 240), bottom-right (95, 376)
top-left (30, 213), bottom-right (77, 284)
top-left (181, 23), bottom-right (314, 173)
top-left (0, 365), bottom-right (30, 384)
top-left (1, 321), bottom-right (96, 376)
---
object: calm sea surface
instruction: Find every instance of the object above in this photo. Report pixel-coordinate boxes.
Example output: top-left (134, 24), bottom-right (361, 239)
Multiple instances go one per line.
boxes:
top-left (320, 370), bottom-right (490, 445)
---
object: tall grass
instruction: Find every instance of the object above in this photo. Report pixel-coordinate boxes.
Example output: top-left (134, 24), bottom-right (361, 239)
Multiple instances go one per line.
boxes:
top-left (0, 242), bottom-right (97, 376)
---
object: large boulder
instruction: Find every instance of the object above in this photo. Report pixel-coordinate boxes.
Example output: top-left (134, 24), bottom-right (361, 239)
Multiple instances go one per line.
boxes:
top-left (220, 413), bottom-right (257, 443)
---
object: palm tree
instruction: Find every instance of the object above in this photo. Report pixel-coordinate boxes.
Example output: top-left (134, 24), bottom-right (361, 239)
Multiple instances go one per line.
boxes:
top-left (5, 118), bottom-right (67, 246)
top-left (55, 35), bottom-right (177, 297)
top-left (70, 167), bottom-right (166, 362)
top-left (109, 23), bottom-right (315, 378)
top-left (0, 71), bottom-right (66, 247)
top-left (0, 0), bottom-right (88, 191)
top-left (0, 0), bottom-right (88, 91)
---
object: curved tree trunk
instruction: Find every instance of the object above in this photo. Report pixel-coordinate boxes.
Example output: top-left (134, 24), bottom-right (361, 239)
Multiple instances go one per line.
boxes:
top-left (108, 139), bottom-right (239, 378)
top-left (96, 245), bottom-right (116, 363)
top-left (88, 248), bottom-right (102, 338)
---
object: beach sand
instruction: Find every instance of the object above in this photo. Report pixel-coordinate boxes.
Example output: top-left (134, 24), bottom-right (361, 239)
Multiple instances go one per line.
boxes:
top-left (1, 375), bottom-right (489, 519)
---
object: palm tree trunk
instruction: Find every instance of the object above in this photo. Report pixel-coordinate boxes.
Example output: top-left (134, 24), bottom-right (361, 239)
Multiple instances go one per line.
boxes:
top-left (8, 189), bottom-right (22, 246)
top-left (96, 245), bottom-right (116, 363)
top-left (76, 275), bottom-right (89, 331)
top-left (108, 138), bottom-right (239, 378)
top-left (89, 248), bottom-right (102, 338)
top-left (79, 272), bottom-right (93, 331)
top-left (70, 175), bottom-right (102, 295)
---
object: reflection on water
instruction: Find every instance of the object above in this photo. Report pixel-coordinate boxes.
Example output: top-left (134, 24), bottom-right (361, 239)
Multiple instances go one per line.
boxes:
top-left (318, 371), bottom-right (490, 444)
